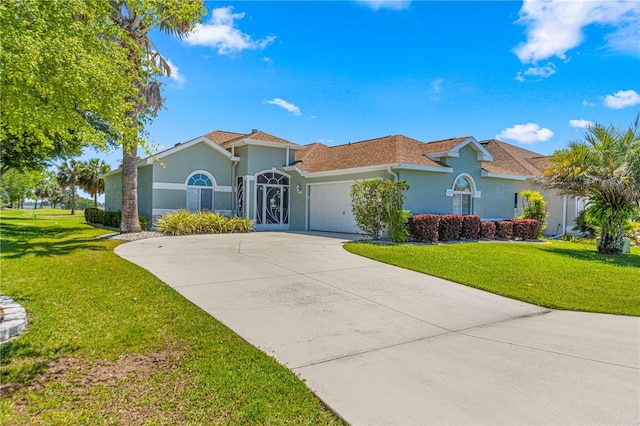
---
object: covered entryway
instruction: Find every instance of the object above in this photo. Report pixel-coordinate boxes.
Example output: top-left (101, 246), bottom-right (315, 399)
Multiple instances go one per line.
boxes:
top-left (308, 181), bottom-right (360, 233)
top-left (255, 171), bottom-right (289, 230)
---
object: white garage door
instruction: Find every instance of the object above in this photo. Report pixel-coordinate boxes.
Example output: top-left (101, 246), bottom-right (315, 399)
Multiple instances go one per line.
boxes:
top-left (309, 182), bottom-right (360, 233)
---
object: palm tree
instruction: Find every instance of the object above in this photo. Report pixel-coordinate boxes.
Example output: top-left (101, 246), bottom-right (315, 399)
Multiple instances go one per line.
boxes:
top-left (57, 160), bottom-right (85, 215)
top-left (544, 116), bottom-right (640, 255)
top-left (108, 1), bottom-right (205, 232)
top-left (79, 158), bottom-right (111, 208)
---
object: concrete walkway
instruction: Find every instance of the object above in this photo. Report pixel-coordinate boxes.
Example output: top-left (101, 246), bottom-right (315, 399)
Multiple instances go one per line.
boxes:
top-left (115, 232), bottom-right (639, 425)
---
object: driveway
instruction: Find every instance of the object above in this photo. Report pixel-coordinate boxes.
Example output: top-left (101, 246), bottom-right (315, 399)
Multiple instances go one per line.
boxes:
top-left (115, 232), bottom-right (639, 425)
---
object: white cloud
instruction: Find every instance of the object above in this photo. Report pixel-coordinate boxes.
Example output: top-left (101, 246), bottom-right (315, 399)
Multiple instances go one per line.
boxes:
top-left (496, 123), bottom-right (554, 144)
top-left (431, 78), bottom-right (444, 94)
top-left (355, 0), bottom-right (411, 11)
top-left (165, 58), bottom-right (185, 85)
top-left (516, 63), bottom-right (557, 81)
top-left (569, 119), bottom-right (594, 129)
top-left (185, 7), bottom-right (276, 55)
top-left (603, 89), bottom-right (640, 109)
top-left (265, 98), bottom-right (301, 116)
top-left (514, 0), bottom-right (640, 63)
top-left (582, 100), bottom-right (596, 107)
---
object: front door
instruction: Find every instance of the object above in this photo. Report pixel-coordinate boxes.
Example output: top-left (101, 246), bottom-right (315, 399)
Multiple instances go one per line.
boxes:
top-left (255, 172), bottom-right (289, 230)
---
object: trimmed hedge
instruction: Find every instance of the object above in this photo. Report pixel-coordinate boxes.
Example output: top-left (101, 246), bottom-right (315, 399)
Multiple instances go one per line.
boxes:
top-left (461, 215), bottom-right (481, 240)
top-left (409, 214), bottom-right (440, 243)
top-left (495, 221), bottom-right (513, 240)
top-left (512, 218), bottom-right (539, 240)
top-left (85, 208), bottom-right (121, 229)
top-left (438, 214), bottom-right (464, 241)
top-left (480, 221), bottom-right (496, 239)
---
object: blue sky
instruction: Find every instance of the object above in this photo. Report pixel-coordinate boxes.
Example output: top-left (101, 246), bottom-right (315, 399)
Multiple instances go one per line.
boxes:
top-left (86, 0), bottom-right (640, 173)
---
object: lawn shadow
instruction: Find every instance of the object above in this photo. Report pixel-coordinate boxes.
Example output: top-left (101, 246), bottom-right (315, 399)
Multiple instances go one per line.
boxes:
top-left (0, 221), bottom-right (109, 259)
top-left (539, 246), bottom-right (640, 268)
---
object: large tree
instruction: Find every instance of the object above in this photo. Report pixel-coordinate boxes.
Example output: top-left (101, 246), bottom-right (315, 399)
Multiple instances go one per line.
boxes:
top-left (544, 117), bottom-right (640, 255)
top-left (79, 159), bottom-right (111, 208)
top-left (0, 0), bottom-right (136, 176)
top-left (108, 0), bottom-right (205, 232)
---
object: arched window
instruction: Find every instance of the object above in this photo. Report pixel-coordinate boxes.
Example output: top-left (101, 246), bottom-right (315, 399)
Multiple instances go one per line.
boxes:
top-left (186, 172), bottom-right (214, 212)
top-left (452, 176), bottom-right (472, 215)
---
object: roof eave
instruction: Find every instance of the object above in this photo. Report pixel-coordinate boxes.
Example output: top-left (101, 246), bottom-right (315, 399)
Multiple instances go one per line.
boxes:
top-left (232, 139), bottom-right (303, 150)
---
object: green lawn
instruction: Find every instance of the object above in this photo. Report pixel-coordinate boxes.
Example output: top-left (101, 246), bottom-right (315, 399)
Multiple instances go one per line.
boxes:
top-left (344, 240), bottom-right (640, 316)
top-left (0, 210), bottom-right (342, 425)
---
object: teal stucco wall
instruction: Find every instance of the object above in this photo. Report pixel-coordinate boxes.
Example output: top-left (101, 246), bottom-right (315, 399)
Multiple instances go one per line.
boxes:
top-left (104, 172), bottom-right (122, 212)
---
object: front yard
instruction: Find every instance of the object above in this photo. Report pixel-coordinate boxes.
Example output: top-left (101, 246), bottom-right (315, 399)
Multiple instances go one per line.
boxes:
top-left (0, 210), bottom-right (341, 425)
top-left (345, 240), bottom-right (640, 316)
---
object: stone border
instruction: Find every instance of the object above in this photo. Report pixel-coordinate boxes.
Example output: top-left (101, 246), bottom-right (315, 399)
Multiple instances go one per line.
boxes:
top-left (0, 296), bottom-right (27, 343)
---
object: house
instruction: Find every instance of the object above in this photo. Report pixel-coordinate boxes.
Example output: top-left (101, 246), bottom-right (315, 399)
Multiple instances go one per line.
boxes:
top-left (103, 129), bottom-right (580, 235)
top-left (481, 139), bottom-right (585, 236)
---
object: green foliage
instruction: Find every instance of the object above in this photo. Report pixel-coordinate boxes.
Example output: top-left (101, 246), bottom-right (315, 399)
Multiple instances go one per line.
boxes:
top-left (575, 209), bottom-right (598, 238)
top-left (544, 115), bottom-right (640, 254)
top-left (519, 190), bottom-right (548, 238)
top-left (0, 210), bottom-right (341, 424)
top-left (345, 240), bottom-right (640, 316)
top-left (349, 178), bottom-right (410, 242)
top-left (78, 158), bottom-right (110, 208)
top-left (0, 0), bottom-right (138, 176)
top-left (155, 210), bottom-right (254, 235)
top-left (85, 208), bottom-right (122, 228)
top-left (0, 168), bottom-right (45, 208)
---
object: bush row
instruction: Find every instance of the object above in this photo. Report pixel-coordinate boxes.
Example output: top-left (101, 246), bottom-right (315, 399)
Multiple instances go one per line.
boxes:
top-left (408, 214), bottom-right (539, 243)
top-left (85, 208), bottom-right (151, 230)
top-left (85, 208), bottom-right (121, 229)
top-left (154, 210), bottom-right (253, 235)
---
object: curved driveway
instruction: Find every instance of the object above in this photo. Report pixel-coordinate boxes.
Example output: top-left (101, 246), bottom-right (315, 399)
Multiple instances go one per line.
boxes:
top-left (116, 232), bottom-right (639, 425)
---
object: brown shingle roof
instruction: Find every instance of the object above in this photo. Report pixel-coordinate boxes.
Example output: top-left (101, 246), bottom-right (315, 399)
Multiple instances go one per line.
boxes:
top-left (480, 139), bottom-right (547, 176)
top-left (422, 137), bottom-right (473, 154)
top-left (294, 134), bottom-right (447, 173)
top-left (204, 130), bottom-right (299, 150)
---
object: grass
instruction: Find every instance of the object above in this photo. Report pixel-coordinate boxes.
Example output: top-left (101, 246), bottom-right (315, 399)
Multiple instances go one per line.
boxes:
top-left (344, 239), bottom-right (640, 316)
top-left (0, 209), bottom-right (342, 425)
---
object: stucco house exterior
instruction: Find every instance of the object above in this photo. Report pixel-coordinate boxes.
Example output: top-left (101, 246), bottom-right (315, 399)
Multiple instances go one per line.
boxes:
top-left (103, 129), bottom-right (580, 235)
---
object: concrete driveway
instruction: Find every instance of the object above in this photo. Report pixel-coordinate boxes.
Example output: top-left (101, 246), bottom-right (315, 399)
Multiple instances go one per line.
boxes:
top-left (115, 232), bottom-right (639, 425)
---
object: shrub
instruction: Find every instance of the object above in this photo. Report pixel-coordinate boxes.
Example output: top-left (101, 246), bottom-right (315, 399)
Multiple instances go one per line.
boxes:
top-left (495, 221), bottom-right (513, 240)
top-left (84, 208), bottom-right (121, 229)
top-left (519, 190), bottom-right (548, 238)
top-left (139, 215), bottom-right (150, 231)
top-left (409, 214), bottom-right (440, 243)
top-left (154, 210), bottom-right (253, 235)
top-left (512, 219), bottom-right (538, 240)
top-left (575, 209), bottom-right (598, 238)
top-left (480, 221), bottom-right (496, 239)
top-left (438, 214), bottom-right (463, 241)
top-left (461, 215), bottom-right (481, 240)
top-left (349, 178), bottom-right (410, 242)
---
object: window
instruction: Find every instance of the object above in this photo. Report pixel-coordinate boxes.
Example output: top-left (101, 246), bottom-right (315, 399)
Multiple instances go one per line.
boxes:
top-left (452, 176), bottom-right (472, 215)
top-left (186, 172), bottom-right (213, 212)
top-left (514, 192), bottom-right (518, 209)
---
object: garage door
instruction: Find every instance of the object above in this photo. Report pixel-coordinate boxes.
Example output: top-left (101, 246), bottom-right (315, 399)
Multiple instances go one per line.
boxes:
top-left (309, 182), bottom-right (360, 233)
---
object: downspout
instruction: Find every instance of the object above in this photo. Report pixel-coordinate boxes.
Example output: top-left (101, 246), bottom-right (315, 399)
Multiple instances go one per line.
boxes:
top-left (562, 195), bottom-right (567, 236)
top-left (387, 166), bottom-right (398, 181)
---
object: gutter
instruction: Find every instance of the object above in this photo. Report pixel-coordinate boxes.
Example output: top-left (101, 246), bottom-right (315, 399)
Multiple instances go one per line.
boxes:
top-left (387, 166), bottom-right (398, 181)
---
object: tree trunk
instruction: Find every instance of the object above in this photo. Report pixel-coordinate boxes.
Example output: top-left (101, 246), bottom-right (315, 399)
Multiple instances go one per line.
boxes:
top-left (94, 192), bottom-right (98, 208)
top-left (597, 217), bottom-right (625, 255)
top-left (70, 186), bottom-right (76, 215)
top-left (121, 144), bottom-right (141, 233)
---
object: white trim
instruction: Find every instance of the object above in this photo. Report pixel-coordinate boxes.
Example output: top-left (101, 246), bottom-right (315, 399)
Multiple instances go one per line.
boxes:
top-left (286, 163), bottom-right (451, 178)
top-left (152, 208), bottom-right (179, 216)
top-left (254, 169), bottom-right (291, 179)
top-left (153, 181), bottom-right (231, 192)
top-left (231, 139), bottom-right (303, 150)
top-left (186, 170), bottom-right (217, 187)
top-left (426, 137), bottom-right (493, 162)
top-left (481, 170), bottom-right (529, 181)
top-left (158, 136), bottom-right (235, 160)
top-left (153, 182), bottom-right (186, 190)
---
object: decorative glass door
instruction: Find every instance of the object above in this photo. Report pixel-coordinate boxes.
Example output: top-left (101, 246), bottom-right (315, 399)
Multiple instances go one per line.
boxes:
top-left (256, 172), bottom-right (289, 228)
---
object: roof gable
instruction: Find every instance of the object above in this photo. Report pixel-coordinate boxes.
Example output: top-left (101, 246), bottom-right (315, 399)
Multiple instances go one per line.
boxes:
top-left (480, 139), bottom-right (547, 177)
top-left (424, 136), bottom-right (493, 162)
